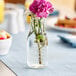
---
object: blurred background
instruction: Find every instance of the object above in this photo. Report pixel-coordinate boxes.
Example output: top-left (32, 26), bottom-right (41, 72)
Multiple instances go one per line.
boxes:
top-left (5, 0), bottom-right (25, 4)
top-left (5, 0), bottom-right (76, 14)
top-left (51, 0), bottom-right (76, 17)
top-left (4, 0), bottom-right (76, 19)
top-left (0, 0), bottom-right (76, 33)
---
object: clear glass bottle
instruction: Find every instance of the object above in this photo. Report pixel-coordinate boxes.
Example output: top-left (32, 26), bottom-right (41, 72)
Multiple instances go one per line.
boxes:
top-left (27, 17), bottom-right (48, 68)
top-left (27, 34), bottom-right (47, 68)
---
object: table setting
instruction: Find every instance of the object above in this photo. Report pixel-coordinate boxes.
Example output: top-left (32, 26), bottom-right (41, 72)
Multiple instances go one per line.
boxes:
top-left (0, 0), bottom-right (76, 76)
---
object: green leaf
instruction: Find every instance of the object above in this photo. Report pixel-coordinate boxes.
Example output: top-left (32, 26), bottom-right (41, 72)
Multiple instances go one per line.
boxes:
top-left (37, 35), bottom-right (44, 41)
top-left (27, 31), bottom-right (34, 39)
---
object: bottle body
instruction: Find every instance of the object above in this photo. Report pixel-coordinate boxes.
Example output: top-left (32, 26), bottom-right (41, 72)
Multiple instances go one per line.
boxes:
top-left (27, 34), bottom-right (47, 68)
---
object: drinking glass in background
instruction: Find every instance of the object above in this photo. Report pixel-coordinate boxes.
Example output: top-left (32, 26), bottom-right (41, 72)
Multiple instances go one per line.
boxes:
top-left (25, 0), bottom-right (33, 10)
top-left (0, 0), bottom-right (5, 23)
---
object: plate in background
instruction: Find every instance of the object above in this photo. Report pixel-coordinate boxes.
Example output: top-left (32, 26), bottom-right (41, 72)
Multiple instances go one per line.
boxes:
top-left (47, 17), bottom-right (76, 32)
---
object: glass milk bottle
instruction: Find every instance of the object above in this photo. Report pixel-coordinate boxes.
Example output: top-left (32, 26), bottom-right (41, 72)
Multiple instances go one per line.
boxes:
top-left (27, 18), bottom-right (48, 68)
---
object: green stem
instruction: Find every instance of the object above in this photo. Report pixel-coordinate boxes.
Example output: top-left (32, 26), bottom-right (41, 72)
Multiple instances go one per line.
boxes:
top-left (43, 22), bottom-right (45, 33)
top-left (38, 18), bottom-right (42, 34)
top-left (31, 16), bottom-right (34, 30)
top-left (33, 18), bottom-right (37, 35)
top-left (37, 40), bottom-right (42, 64)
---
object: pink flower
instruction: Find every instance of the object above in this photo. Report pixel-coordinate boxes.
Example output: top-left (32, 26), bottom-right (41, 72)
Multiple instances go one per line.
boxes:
top-left (29, 0), bottom-right (54, 18)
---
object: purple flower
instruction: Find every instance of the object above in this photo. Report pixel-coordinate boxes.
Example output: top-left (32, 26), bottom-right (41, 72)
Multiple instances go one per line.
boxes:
top-left (29, 0), bottom-right (54, 18)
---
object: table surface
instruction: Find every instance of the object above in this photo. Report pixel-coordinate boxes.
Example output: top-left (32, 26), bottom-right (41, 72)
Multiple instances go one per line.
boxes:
top-left (0, 25), bottom-right (76, 76)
